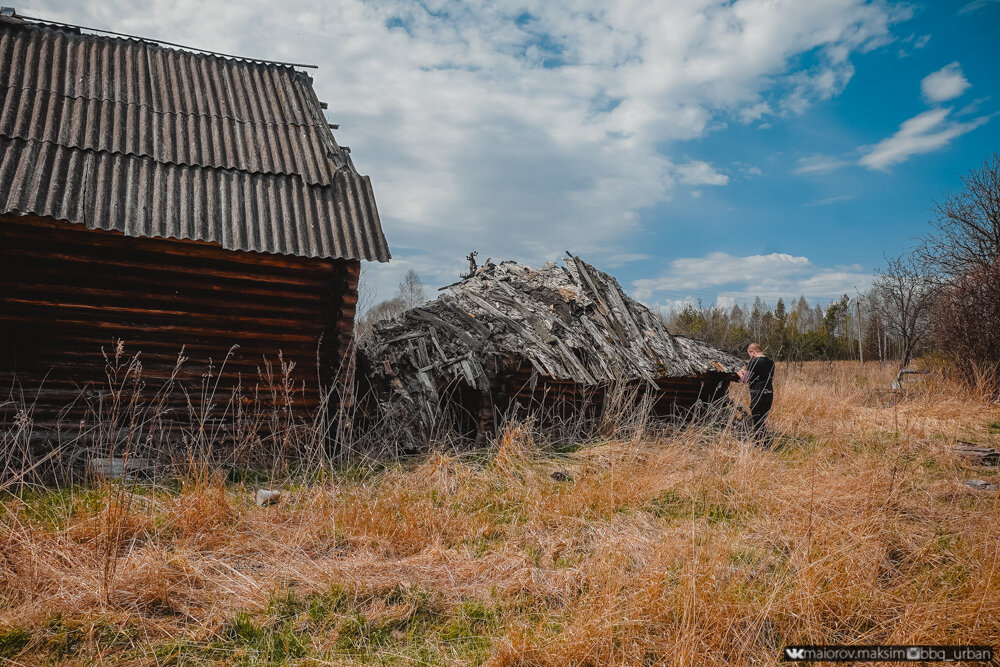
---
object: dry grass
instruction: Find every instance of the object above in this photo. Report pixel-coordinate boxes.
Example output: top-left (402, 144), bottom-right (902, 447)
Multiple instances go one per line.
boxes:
top-left (1, 361), bottom-right (998, 665)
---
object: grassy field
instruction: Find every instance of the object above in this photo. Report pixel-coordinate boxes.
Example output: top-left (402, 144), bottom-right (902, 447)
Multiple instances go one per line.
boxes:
top-left (1, 361), bottom-right (998, 665)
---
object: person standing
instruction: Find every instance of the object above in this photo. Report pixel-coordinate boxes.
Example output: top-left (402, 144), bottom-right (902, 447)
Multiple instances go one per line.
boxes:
top-left (738, 342), bottom-right (775, 444)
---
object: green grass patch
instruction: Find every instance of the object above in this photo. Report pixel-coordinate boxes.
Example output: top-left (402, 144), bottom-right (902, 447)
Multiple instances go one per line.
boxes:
top-left (222, 610), bottom-right (308, 664)
top-left (307, 584), bottom-right (352, 624)
top-left (648, 489), bottom-right (686, 520)
top-left (15, 613), bottom-right (141, 662)
top-left (5, 486), bottom-right (104, 531)
top-left (0, 627), bottom-right (31, 659)
top-left (728, 549), bottom-right (762, 567)
top-left (647, 489), bottom-right (752, 526)
top-left (439, 600), bottom-right (498, 662)
top-left (461, 535), bottom-right (501, 559)
top-left (151, 582), bottom-right (499, 665)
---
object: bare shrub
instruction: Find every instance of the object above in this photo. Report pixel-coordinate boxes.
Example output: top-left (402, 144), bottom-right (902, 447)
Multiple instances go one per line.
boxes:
top-left (870, 254), bottom-right (936, 368)
top-left (921, 152), bottom-right (1000, 276)
top-left (929, 260), bottom-right (1000, 395)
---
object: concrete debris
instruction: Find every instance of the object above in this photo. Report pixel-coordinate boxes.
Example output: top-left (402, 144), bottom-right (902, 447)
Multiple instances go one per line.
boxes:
top-left (963, 479), bottom-right (997, 491)
top-left (255, 489), bottom-right (282, 506)
top-left (87, 457), bottom-right (155, 480)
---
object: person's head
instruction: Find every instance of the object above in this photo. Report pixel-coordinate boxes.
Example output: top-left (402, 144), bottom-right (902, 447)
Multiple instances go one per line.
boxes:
top-left (747, 342), bottom-right (762, 358)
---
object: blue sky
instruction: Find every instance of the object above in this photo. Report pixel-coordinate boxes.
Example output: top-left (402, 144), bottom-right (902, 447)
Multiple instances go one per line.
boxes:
top-left (630, 0), bottom-right (1000, 309)
top-left (27, 0), bottom-right (1000, 312)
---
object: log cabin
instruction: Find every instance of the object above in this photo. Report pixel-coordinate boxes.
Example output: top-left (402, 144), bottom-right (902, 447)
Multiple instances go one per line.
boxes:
top-left (0, 11), bottom-right (390, 444)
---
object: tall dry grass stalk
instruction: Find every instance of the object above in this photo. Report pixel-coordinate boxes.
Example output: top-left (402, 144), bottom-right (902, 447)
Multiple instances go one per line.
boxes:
top-left (0, 361), bottom-right (997, 665)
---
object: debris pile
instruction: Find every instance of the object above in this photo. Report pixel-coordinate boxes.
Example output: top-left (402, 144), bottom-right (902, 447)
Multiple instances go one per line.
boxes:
top-left (358, 254), bottom-right (742, 441)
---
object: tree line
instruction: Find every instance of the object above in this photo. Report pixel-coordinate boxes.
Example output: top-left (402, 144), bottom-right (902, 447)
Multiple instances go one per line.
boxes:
top-left (357, 154), bottom-right (1000, 392)
top-left (667, 154), bottom-right (1000, 391)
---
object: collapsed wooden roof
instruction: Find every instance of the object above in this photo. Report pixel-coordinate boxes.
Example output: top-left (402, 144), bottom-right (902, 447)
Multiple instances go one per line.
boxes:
top-left (362, 254), bottom-right (742, 404)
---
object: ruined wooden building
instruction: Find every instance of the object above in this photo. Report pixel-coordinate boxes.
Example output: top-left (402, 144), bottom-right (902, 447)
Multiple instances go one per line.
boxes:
top-left (0, 12), bottom-right (390, 434)
top-left (359, 255), bottom-right (741, 441)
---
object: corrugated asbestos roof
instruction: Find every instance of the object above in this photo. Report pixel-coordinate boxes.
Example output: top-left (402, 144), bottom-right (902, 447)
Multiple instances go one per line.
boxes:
top-left (0, 14), bottom-right (390, 261)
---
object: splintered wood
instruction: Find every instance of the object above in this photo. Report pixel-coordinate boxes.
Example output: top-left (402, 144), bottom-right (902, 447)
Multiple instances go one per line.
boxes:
top-left (359, 254), bottom-right (742, 439)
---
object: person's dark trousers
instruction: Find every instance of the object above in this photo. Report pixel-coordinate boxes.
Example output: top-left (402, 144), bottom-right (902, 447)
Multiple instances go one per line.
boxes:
top-left (749, 390), bottom-right (773, 446)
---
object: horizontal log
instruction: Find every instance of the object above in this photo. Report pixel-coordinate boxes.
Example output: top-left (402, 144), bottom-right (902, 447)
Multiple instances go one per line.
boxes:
top-left (2, 216), bottom-right (342, 273)
top-left (0, 313), bottom-right (322, 344)
top-left (4, 298), bottom-right (328, 333)
top-left (4, 248), bottom-right (333, 288)
top-left (0, 280), bottom-right (329, 315)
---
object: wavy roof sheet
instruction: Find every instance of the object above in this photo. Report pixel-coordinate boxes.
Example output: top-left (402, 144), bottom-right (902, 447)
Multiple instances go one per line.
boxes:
top-left (0, 14), bottom-right (390, 261)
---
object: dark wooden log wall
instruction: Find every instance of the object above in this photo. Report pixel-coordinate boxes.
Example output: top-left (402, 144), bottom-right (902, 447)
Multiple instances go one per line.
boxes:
top-left (1, 215), bottom-right (359, 432)
top-left (496, 367), bottom-right (732, 417)
top-left (433, 357), bottom-right (734, 440)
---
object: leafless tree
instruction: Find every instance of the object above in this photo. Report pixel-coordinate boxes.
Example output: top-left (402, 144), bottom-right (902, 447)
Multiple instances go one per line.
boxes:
top-left (355, 296), bottom-right (406, 344)
top-left (930, 260), bottom-right (1000, 391)
top-left (921, 153), bottom-right (1000, 276)
top-left (355, 270), bottom-right (426, 343)
top-left (396, 269), bottom-right (427, 309)
top-left (870, 254), bottom-right (936, 368)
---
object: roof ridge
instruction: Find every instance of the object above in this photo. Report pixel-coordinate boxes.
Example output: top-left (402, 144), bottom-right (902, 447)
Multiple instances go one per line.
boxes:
top-left (6, 12), bottom-right (317, 70)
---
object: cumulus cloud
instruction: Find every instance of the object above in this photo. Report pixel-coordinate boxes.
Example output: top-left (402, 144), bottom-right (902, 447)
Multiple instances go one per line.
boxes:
top-left (921, 62), bottom-right (971, 103)
top-left (676, 160), bottom-right (729, 186)
top-left (739, 101), bottom-right (771, 124)
top-left (859, 107), bottom-right (990, 171)
top-left (632, 252), bottom-right (871, 302)
top-left (25, 0), bottom-right (906, 298)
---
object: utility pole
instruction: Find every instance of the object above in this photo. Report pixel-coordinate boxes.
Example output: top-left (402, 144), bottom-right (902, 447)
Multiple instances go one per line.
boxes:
top-left (855, 296), bottom-right (863, 365)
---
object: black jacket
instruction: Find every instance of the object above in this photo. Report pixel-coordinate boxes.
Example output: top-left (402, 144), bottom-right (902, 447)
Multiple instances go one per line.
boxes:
top-left (746, 356), bottom-right (775, 393)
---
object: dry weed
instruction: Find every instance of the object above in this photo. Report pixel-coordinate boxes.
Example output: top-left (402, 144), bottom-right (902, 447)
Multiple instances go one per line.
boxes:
top-left (0, 361), bottom-right (997, 665)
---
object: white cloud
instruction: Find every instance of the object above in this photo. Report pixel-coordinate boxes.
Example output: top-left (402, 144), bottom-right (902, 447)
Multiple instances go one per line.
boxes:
top-left (24, 0), bottom-right (906, 297)
top-left (676, 160), bottom-right (729, 186)
top-left (739, 101), bottom-right (771, 124)
top-left (859, 107), bottom-right (990, 171)
top-left (921, 62), bottom-right (971, 103)
top-left (795, 154), bottom-right (853, 175)
top-left (798, 63), bottom-right (988, 176)
top-left (633, 252), bottom-right (871, 302)
top-left (897, 32), bottom-right (930, 58)
top-left (959, 0), bottom-right (1000, 14)
top-left (804, 194), bottom-right (855, 206)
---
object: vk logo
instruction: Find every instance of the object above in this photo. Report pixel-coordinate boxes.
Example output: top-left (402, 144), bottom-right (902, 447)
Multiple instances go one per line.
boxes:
top-left (785, 647), bottom-right (806, 660)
